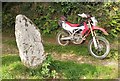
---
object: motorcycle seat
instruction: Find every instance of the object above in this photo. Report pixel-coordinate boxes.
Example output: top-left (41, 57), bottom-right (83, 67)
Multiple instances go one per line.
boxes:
top-left (66, 21), bottom-right (80, 27)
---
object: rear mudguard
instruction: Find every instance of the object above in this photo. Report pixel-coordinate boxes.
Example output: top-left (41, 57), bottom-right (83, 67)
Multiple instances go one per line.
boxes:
top-left (92, 26), bottom-right (109, 35)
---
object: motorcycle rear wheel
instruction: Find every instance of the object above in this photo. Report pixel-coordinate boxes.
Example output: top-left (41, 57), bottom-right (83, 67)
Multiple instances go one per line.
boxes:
top-left (57, 31), bottom-right (69, 46)
top-left (88, 36), bottom-right (110, 59)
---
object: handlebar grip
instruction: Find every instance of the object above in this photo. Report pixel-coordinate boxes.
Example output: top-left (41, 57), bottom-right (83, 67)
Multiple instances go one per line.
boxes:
top-left (78, 13), bottom-right (87, 18)
top-left (78, 13), bottom-right (92, 18)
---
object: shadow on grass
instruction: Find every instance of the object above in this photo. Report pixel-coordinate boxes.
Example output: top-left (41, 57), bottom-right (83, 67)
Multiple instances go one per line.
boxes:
top-left (2, 38), bottom-right (17, 47)
top-left (2, 55), bottom-right (42, 79)
top-left (52, 60), bottom-right (97, 79)
top-left (2, 54), bottom-right (114, 79)
top-left (52, 60), bottom-right (114, 79)
top-left (2, 55), bottom-right (21, 66)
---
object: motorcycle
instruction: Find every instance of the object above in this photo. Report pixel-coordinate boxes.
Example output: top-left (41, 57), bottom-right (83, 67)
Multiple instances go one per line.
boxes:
top-left (57, 13), bottom-right (110, 59)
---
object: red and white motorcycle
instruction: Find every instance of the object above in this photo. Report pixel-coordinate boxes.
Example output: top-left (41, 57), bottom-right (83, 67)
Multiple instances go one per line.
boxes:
top-left (57, 13), bottom-right (110, 59)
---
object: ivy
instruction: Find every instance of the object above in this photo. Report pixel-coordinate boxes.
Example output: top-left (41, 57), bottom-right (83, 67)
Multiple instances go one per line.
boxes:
top-left (2, 2), bottom-right (120, 36)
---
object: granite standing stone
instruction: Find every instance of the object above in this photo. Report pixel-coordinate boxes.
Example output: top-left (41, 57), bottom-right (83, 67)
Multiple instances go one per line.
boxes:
top-left (15, 14), bottom-right (45, 68)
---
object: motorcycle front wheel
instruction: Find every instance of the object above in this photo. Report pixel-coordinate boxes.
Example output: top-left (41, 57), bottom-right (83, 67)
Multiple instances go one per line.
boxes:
top-left (57, 31), bottom-right (69, 46)
top-left (88, 36), bottom-right (110, 59)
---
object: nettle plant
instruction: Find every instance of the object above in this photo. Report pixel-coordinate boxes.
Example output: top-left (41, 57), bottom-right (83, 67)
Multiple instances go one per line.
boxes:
top-left (41, 54), bottom-right (58, 79)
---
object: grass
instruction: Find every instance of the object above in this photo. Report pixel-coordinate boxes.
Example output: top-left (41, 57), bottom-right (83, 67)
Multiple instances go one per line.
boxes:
top-left (2, 55), bottom-right (43, 79)
top-left (2, 33), bottom-right (119, 79)
top-left (2, 34), bottom-right (89, 56)
top-left (52, 60), bottom-right (116, 79)
top-left (2, 39), bottom-right (17, 48)
top-left (2, 32), bottom-right (118, 58)
top-left (1, 54), bottom-right (117, 79)
top-left (44, 43), bottom-right (88, 56)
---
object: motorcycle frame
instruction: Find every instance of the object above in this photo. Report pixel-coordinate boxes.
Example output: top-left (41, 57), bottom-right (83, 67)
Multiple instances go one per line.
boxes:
top-left (61, 21), bottom-right (108, 40)
top-left (81, 20), bottom-right (109, 48)
top-left (60, 16), bottom-right (109, 42)
top-left (81, 22), bottom-right (108, 38)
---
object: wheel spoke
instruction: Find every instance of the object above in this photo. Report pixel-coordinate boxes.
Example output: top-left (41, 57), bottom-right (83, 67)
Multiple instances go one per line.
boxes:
top-left (57, 31), bottom-right (69, 46)
top-left (89, 37), bottom-right (109, 58)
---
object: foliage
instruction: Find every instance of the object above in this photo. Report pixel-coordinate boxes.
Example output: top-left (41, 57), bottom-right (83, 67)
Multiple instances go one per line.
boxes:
top-left (2, 2), bottom-right (120, 37)
top-left (41, 54), bottom-right (58, 79)
top-left (102, 2), bottom-right (120, 37)
top-left (0, 2), bottom-right (1, 30)
top-left (110, 7), bottom-right (120, 37)
top-left (109, 49), bottom-right (118, 60)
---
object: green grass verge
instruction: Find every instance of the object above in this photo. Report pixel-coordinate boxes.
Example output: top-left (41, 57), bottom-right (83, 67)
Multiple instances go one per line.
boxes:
top-left (44, 43), bottom-right (88, 56)
top-left (3, 36), bottom-right (89, 56)
top-left (2, 33), bottom-right (118, 59)
top-left (2, 55), bottom-right (43, 79)
top-left (52, 60), bottom-right (117, 79)
top-left (1, 54), bottom-right (117, 79)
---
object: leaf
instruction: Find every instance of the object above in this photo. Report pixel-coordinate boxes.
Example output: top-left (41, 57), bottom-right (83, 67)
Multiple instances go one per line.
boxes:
top-left (116, 27), bottom-right (120, 31)
top-left (111, 20), bottom-right (117, 24)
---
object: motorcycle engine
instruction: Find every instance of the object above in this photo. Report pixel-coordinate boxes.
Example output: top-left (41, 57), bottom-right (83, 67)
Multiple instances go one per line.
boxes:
top-left (72, 31), bottom-right (84, 44)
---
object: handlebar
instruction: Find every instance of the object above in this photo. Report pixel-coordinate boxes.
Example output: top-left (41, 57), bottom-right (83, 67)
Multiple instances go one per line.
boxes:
top-left (78, 13), bottom-right (92, 18)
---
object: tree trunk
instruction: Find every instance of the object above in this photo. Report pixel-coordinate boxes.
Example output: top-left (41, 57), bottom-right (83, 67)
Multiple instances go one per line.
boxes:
top-left (15, 14), bottom-right (46, 68)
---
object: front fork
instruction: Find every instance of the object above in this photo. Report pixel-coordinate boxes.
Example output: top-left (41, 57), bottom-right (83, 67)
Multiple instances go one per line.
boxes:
top-left (88, 21), bottom-right (98, 49)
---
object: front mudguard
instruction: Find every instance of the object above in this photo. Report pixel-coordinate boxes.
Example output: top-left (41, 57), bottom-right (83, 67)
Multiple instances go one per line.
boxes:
top-left (92, 26), bottom-right (109, 35)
